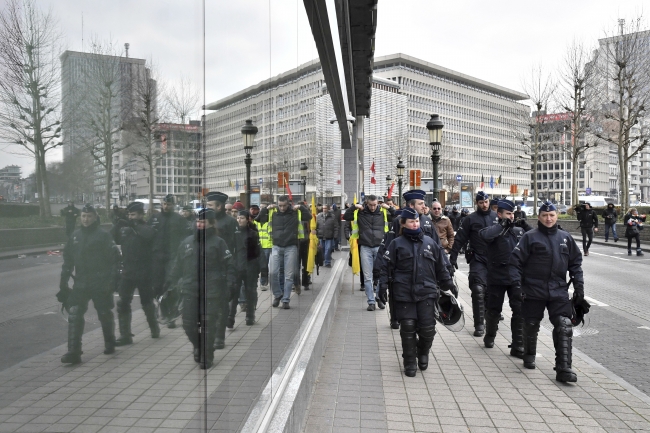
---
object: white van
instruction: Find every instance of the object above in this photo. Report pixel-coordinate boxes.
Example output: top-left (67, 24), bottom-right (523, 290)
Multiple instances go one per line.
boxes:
top-left (134, 198), bottom-right (161, 212)
top-left (578, 196), bottom-right (615, 207)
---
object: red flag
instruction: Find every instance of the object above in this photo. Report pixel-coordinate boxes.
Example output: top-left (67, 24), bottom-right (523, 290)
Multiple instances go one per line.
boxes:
top-left (370, 160), bottom-right (376, 174)
top-left (370, 160), bottom-right (376, 184)
top-left (387, 182), bottom-right (395, 199)
top-left (480, 174), bottom-right (485, 189)
top-left (284, 178), bottom-right (293, 201)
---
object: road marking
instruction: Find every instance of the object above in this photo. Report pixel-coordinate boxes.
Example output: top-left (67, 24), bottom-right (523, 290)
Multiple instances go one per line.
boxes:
top-left (638, 326), bottom-right (650, 330)
top-left (43, 312), bottom-right (55, 315)
top-left (584, 296), bottom-right (609, 307)
top-left (588, 251), bottom-right (634, 262)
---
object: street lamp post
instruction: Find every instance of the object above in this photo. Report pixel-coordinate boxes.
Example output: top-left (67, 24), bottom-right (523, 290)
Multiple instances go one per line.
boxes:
top-left (300, 161), bottom-right (308, 202)
top-left (426, 114), bottom-right (444, 203)
top-left (386, 174), bottom-right (392, 198)
top-left (396, 160), bottom-right (405, 207)
top-left (241, 119), bottom-right (258, 208)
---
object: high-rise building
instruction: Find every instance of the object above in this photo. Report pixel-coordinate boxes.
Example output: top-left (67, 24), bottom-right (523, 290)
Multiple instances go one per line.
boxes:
top-left (204, 54), bottom-right (530, 201)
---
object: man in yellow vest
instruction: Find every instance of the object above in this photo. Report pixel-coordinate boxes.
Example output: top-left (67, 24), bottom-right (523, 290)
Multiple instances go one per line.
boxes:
top-left (256, 195), bottom-right (311, 309)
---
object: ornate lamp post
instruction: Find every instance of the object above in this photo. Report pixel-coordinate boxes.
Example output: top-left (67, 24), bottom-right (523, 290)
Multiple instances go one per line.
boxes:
top-left (300, 161), bottom-right (308, 202)
top-left (426, 114), bottom-right (444, 202)
top-left (386, 174), bottom-right (392, 198)
top-left (396, 159), bottom-right (405, 207)
top-left (241, 119), bottom-right (258, 208)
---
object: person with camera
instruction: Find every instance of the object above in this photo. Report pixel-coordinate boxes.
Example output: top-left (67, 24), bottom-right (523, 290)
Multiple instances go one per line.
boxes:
top-left (576, 202), bottom-right (598, 256)
top-left (624, 208), bottom-right (646, 256)
top-left (602, 203), bottom-right (619, 242)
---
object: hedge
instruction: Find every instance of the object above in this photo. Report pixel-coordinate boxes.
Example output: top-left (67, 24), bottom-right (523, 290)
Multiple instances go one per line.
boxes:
top-left (0, 203), bottom-right (40, 218)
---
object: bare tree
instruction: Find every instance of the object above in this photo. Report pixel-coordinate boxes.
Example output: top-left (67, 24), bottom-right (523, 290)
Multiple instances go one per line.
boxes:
top-left (0, 0), bottom-right (62, 217)
top-left (519, 64), bottom-right (557, 215)
top-left (167, 75), bottom-right (199, 125)
top-left (555, 40), bottom-right (600, 207)
top-left (73, 38), bottom-right (131, 210)
top-left (593, 17), bottom-right (650, 212)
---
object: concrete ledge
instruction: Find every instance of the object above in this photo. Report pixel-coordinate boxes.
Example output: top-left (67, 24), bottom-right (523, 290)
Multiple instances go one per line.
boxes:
top-left (241, 259), bottom-right (346, 433)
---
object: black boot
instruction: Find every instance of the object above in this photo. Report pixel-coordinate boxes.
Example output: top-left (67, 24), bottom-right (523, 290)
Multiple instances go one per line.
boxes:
top-left (61, 306), bottom-right (84, 364)
top-left (115, 312), bottom-right (133, 346)
top-left (142, 303), bottom-right (160, 338)
top-left (471, 285), bottom-right (485, 336)
top-left (523, 319), bottom-right (540, 369)
top-left (98, 310), bottom-right (116, 355)
top-left (638, 249), bottom-right (644, 256)
top-left (416, 325), bottom-right (436, 371)
top-left (483, 310), bottom-right (500, 348)
top-left (553, 317), bottom-right (577, 383)
top-left (227, 299), bottom-right (237, 329)
top-left (509, 315), bottom-right (524, 359)
top-left (400, 320), bottom-right (418, 377)
top-left (193, 346), bottom-right (200, 363)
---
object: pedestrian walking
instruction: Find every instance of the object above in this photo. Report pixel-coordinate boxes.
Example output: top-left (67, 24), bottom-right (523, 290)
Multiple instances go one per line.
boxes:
top-left (624, 208), bottom-right (646, 256)
top-left (167, 208), bottom-right (236, 368)
top-left (449, 191), bottom-right (498, 337)
top-left (60, 201), bottom-right (80, 238)
top-left (344, 194), bottom-right (394, 311)
top-left (509, 201), bottom-right (584, 382)
top-left (449, 206), bottom-right (461, 232)
top-left (576, 202), bottom-right (598, 256)
top-left (232, 210), bottom-right (261, 325)
top-left (111, 202), bottom-right (159, 346)
top-left (378, 208), bottom-right (456, 377)
top-left (58, 204), bottom-right (119, 364)
top-left (602, 203), bottom-right (619, 242)
top-left (479, 199), bottom-right (529, 357)
top-left (253, 207), bottom-right (272, 291)
top-left (430, 202), bottom-right (455, 253)
top-left (316, 204), bottom-right (339, 267)
top-left (256, 195), bottom-right (311, 309)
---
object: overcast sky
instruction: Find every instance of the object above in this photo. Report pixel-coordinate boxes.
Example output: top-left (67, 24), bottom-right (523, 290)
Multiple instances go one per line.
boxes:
top-left (1, 0), bottom-right (647, 177)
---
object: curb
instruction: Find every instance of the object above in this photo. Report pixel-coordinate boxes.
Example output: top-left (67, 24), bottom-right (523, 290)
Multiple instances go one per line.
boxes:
top-left (0, 245), bottom-right (64, 260)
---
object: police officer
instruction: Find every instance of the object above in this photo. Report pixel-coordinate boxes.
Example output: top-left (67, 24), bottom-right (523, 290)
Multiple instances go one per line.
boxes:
top-left (182, 205), bottom-right (196, 231)
top-left (60, 201), bottom-right (80, 237)
top-left (509, 202), bottom-right (584, 383)
top-left (167, 208), bottom-right (236, 368)
top-left (401, 190), bottom-right (440, 243)
top-left (479, 199), bottom-right (529, 357)
top-left (449, 191), bottom-right (498, 336)
top-left (378, 208), bottom-right (456, 377)
top-left (205, 192), bottom-right (237, 253)
top-left (59, 204), bottom-right (119, 364)
top-left (111, 202), bottom-right (159, 346)
top-left (489, 199), bottom-right (499, 213)
top-left (149, 194), bottom-right (188, 328)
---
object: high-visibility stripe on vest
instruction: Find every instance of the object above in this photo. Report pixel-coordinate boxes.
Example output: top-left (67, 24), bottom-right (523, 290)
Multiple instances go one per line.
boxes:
top-left (255, 221), bottom-right (273, 248)
top-left (268, 208), bottom-right (305, 240)
top-left (351, 208), bottom-right (389, 239)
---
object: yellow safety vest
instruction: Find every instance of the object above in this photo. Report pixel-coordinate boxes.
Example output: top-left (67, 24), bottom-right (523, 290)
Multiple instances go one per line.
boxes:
top-left (351, 208), bottom-right (389, 239)
top-left (255, 221), bottom-right (273, 248)
top-left (268, 208), bottom-right (305, 240)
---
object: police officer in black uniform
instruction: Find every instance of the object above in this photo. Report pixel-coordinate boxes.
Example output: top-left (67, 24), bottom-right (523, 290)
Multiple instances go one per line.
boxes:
top-left (378, 208), bottom-right (456, 377)
top-left (509, 202), bottom-right (584, 382)
top-left (111, 202), bottom-right (159, 346)
top-left (149, 194), bottom-right (188, 328)
top-left (233, 210), bottom-right (261, 325)
top-left (61, 201), bottom-right (80, 237)
top-left (59, 204), bottom-right (119, 364)
top-left (167, 208), bottom-right (236, 368)
top-left (479, 199), bottom-right (529, 357)
top-left (449, 191), bottom-right (498, 336)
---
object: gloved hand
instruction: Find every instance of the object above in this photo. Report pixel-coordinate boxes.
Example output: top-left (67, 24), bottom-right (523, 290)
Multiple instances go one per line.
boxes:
top-left (514, 218), bottom-right (526, 228)
top-left (56, 286), bottom-right (71, 303)
top-left (60, 276), bottom-right (70, 292)
top-left (573, 284), bottom-right (585, 305)
top-left (441, 280), bottom-right (457, 295)
top-left (499, 217), bottom-right (514, 228)
top-left (511, 284), bottom-right (524, 302)
top-left (377, 285), bottom-right (388, 303)
top-left (449, 252), bottom-right (458, 269)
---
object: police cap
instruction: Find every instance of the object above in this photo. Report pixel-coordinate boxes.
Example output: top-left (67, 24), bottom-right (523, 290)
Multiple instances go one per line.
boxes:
top-left (401, 207), bottom-right (419, 220)
top-left (539, 201), bottom-right (557, 213)
top-left (182, 205), bottom-right (194, 211)
top-left (205, 191), bottom-right (229, 203)
top-left (197, 208), bottom-right (216, 220)
top-left (126, 202), bottom-right (145, 213)
top-left (163, 194), bottom-right (175, 203)
top-left (497, 199), bottom-right (515, 212)
top-left (476, 191), bottom-right (489, 202)
top-left (403, 189), bottom-right (426, 202)
top-left (81, 204), bottom-right (97, 214)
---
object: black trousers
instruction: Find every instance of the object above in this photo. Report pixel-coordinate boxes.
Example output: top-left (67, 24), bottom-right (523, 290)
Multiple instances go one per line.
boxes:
top-left (393, 299), bottom-right (437, 327)
top-left (298, 239), bottom-right (310, 286)
top-left (486, 284), bottom-right (522, 315)
top-left (521, 297), bottom-right (572, 322)
top-left (468, 260), bottom-right (488, 287)
top-left (182, 293), bottom-right (228, 353)
top-left (627, 234), bottom-right (641, 250)
top-left (117, 277), bottom-right (154, 314)
top-left (581, 227), bottom-right (593, 251)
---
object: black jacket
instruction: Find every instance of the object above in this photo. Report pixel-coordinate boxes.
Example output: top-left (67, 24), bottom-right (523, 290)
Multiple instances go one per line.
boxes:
top-left (61, 205), bottom-right (80, 226)
top-left (577, 208), bottom-right (599, 229)
top-left (167, 228), bottom-right (236, 298)
top-left (214, 211), bottom-right (238, 251)
top-left (343, 205), bottom-right (394, 248)
top-left (257, 204), bottom-right (312, 248)
top-left (317, 211), bottom-right (340, 240)
top-left (111, 219), bottom-right (155, 278)
top-left (479, 222), bottom-right (526, 286)
top-left (513, 210), bottom-right (527, 221)
top-left (624, 213), bottom-right (646, 238)
top-left (235, 223), bottom-right (261, 273)
top-left (449, 211), bottom-right (461, 231)
top-left (602, 206), bottom-right (618, 224)
top-left (509, 222), bottom-right (584, 300)
top-left (149, 210), bottom-right (190, 260)
top-left (61, 220), bottom-right (120, 290)
top-left (380, 232), bottom-right (454, 302)
top-left (450, 208), bottom-right (498, 264)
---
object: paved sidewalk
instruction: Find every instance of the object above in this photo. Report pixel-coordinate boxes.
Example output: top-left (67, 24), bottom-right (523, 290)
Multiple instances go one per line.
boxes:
top-left (303, 269), bottom-right (650, 433)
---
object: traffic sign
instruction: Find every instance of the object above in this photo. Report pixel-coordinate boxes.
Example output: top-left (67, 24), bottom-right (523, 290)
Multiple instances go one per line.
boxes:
top-left (259, 178), bottom-right (264, 184)
top-left (456, 175), bottom-right (462, 182)
top-left (586, 188), bottom-right (592, 195)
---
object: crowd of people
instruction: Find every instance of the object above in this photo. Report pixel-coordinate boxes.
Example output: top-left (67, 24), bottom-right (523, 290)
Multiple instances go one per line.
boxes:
top-left (59, 190), bottom-right (645, 382)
